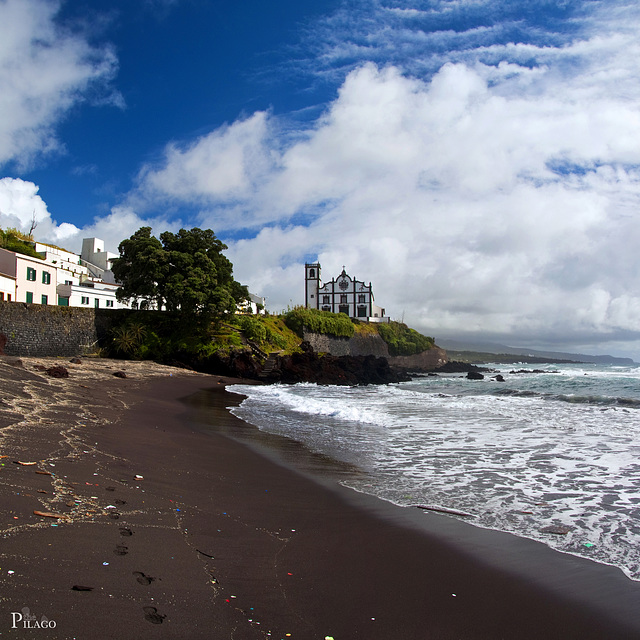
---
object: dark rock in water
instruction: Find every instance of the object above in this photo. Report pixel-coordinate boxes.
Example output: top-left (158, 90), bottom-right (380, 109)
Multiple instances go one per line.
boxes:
top-left (271, 350), bottom-right (411, 385)
top-left (435, 361), bottom-right (490, 374)
top-left (540, 524), bottom-right (572, 535)
top-left (466, 371), bottom-right (484, 380)
top-left (113, 371), bottom-right (127, 378)
top-left (494, 374), bottom-right (505, 382)
top-left (46, 365), bottom-right (69, 378)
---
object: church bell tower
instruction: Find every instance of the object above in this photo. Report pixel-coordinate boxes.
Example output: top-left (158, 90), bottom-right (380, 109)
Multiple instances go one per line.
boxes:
top-left (305, 263), bottom-right (321, 309)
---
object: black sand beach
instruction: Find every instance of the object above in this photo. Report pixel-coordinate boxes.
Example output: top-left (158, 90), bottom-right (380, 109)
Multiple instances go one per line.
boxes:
top-left (1, 356), bottom-right (640, 639)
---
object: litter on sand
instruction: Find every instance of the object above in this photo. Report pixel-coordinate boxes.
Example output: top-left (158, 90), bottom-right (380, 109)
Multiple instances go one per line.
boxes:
top-left (33, 510), bottom-right (65, 519)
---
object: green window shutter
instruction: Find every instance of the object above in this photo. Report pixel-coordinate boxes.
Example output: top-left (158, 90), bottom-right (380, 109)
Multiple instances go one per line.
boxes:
top-left (26, 292), bottom-right (33, 303)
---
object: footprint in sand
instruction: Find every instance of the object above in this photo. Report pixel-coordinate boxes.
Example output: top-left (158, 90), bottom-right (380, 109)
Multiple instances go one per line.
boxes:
top-left (143, 606), bottom-right (165, 624)
top-left (113, 544), bottom-right (128, 556)
top-left (119, 527), bottom-right (133, 536)
top-left (133, 571), bottom-right (155, 585)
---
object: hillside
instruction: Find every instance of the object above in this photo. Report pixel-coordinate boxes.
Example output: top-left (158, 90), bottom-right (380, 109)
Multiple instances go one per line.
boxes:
top-left (438, 339), bottom-right (636, 365)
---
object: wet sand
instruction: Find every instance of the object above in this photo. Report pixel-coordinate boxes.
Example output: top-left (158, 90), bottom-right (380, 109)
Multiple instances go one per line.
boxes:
top-left (1, 356), bottom-right (640, 639)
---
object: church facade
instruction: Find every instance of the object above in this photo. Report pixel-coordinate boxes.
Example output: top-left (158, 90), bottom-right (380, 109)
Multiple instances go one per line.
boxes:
top-left (305, 263), bottom-right (388, 321)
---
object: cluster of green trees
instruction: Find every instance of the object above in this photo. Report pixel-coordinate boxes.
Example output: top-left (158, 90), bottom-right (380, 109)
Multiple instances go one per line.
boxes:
top-left (111, 227), bottom-right (248, 323)
top-left (105, 226), bottom-right (435, 362)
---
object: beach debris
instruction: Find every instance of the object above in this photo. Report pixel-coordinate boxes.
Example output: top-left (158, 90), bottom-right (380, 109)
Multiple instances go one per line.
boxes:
top-left (415, 505), bottom-right (475, 517)
top-left (46, 365), bottom-right (69, 378)
top-left (103, 562), bottom-right (109, 566)
top-left (540, 525), bottom-right (572, 535)
top-left (113, 371), bottom-right (127, 378)
top-left (119, 527), bottom-right (133, 536)
top-left (583, 542), bottom-right (596, 548)
top-left (114, 545), bottom-right (128, 556)
top-left (71, 585), bottom-right (93, 591)
top-left (196, 549), bottom-right (215, 559)
top-left (325, 637), bottom-right (335, 640)
top-left (134, 474), bottom-right (143, 480)
top-left (33, 510), bottom-right (65, 519)
top-left (15, 461), bottom-right (37, 466)
top-left (69, 358), bottom-right (83, 365)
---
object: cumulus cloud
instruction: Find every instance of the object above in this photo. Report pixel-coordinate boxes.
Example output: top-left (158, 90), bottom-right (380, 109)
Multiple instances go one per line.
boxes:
top-left (6, 0), bottom-right (640, 357)
top-left (0, 0), bottom-right (119, 169)
top-left (130, 0), bottom-right (640, 356)
top-left (0, 177), bottom-right (80, 243)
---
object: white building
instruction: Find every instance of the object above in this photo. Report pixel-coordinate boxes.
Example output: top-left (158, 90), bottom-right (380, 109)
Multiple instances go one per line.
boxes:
top-left (0, 248), bottom-right (58, 305)
top-left (0, 239), bottom-right (129, 309)
top-left (34, 240), bottom-right (129, 309)
top-left (81, 238), bottom-right (119, 283)
top-left (0, 270), bottom-right (15, 302)
top-left (238, 293), bottom-right (266, 315)
top-left (305, 263), bottom-right (388, 321)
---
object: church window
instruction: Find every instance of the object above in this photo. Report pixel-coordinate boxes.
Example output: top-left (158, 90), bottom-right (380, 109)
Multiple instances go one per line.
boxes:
top-left (357, 306), bottom-right (367, 318)
top-left (322, 305), bottom-right (331, 312)
top-left (340, 294), bottom-right (347, 304)
top-left (323, 295), bottom-right (330, 304)
top-left (339, 304), bottom-right (349, 315)
top-left (309, 268), bottom-right (315, 278)
top-left (358, 294), bottom-right (366, 303)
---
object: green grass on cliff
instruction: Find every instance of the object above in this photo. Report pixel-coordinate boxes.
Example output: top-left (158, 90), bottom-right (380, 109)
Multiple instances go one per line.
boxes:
top-left (104, 307), bottom-right (436, 362)
top-left (376, 322), bottom-right (435, 356)
top-left (284, 306), bottom-right (356, 339)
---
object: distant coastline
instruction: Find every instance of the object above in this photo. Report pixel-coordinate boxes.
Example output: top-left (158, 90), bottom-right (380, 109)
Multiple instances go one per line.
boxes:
top-left (438, 340), bottom-right (636, 366)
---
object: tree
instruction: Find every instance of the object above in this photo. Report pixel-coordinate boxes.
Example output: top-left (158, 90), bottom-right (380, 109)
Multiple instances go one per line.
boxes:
top-left (111, 227), bottom-right (166, 310)
top-left (111, 227), bottom-right (248, 321)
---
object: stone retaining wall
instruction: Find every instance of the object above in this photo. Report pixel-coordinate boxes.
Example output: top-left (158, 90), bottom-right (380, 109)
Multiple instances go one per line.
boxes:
top-left (303, 328), bottom-right (447, 370)
top-left (0, 302), bottom-right (127, 357)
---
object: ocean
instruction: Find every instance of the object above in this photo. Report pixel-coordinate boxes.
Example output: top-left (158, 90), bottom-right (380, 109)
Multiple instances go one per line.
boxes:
top-left (227, 363), bottom-right (640, 581)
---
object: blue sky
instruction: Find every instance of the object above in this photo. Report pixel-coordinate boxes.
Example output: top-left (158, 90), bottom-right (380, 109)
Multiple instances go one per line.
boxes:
top-left (3, 0), bottom-right (640, 359)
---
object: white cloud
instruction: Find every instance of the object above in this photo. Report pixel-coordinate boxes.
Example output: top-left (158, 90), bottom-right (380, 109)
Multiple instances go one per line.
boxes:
top-left (7, 0), bottom-right (640, 357)
top-left (0, 176), bottom-right (79, 242)
top-left (129, 1), bottom-right (640, 356)
top-left (0, 0), bottom-right (119, 169)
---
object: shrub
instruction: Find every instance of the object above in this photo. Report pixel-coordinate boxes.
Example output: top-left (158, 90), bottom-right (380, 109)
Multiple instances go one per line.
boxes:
top-left (377, 322), bottom-right (435, 356)
top-left (284, 306), bottom-right (355, 339)
top-left (238, 315), bottom-right (267, 344)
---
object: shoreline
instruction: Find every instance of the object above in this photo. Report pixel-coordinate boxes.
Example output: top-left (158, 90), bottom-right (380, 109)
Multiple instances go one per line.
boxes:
top-left (1, 357), bottom-right (639, 638)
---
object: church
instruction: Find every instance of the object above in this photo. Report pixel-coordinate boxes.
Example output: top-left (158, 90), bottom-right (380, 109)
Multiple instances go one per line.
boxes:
top-left (305, 263), bottom-right (388, 322)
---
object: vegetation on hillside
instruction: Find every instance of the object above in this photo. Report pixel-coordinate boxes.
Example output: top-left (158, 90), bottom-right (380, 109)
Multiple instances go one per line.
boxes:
top-left (284, 306), bottom-right (356, 339)
top-left (376, 322), bottom-right (435, 356)
top-left (0, 228), bottom-right (42, 259)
